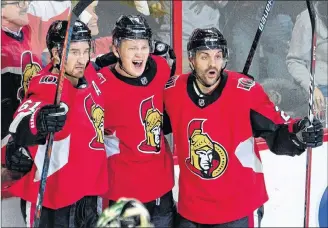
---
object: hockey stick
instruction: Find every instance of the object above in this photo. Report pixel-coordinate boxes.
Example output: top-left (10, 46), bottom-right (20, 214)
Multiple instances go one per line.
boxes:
top-left (33, 1), bottom-right (94, 227)
top-left (242, 0), bottom-right (274, 75)
top-left (304, 1), bottom-right (316, 227)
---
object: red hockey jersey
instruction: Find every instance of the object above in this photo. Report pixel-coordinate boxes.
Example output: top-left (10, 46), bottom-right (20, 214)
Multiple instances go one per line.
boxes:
top-left (164, 71), bottom-right (299, 224)
top-left (8, 64), bottom-right (108, 209)
top-left (1, 26), bottom-right (42, 153)
top-left (98, 55), bottom-right (174, 203)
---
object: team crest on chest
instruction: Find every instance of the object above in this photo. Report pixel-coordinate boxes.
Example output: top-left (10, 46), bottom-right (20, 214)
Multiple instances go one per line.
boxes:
top-left (138, 96), bottom-right (163, 153)
top-left (17, 51), bottom-right (42, 101)
top-left (186, 119), bottom-right (228, 179)
top-left (84, 94), bottom-right (104, 150)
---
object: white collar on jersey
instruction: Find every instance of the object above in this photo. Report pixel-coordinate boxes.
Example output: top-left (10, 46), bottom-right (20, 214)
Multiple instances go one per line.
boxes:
top-left (2, 26), bottom-right (22, 37)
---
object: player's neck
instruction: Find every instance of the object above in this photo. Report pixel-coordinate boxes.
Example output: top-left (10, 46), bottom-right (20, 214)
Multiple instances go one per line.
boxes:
top-left (196, 78), bottom-right (221, 95)
top-left (65, 75), bottom-right (79, 87)
top-left (1, 21), bottom-right (22, 33)
top-left (115, 63), bottom-right (138, 79)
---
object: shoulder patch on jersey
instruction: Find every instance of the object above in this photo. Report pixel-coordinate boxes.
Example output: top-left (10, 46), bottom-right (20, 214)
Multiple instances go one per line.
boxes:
top-left (39, 75), bottom-right (58, 85)
top-left (165, 75), bottom-right (179, 89)
top-left (237, 78), bottom-right (255, 91)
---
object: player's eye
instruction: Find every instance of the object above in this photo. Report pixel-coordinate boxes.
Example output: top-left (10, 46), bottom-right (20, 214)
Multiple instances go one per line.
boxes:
top-left (71, 51), bottom-right (79, 56)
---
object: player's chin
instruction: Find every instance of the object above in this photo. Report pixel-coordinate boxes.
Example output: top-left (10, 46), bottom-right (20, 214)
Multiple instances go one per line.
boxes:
top-left (73, 70), bottom-right (85, 78)
top-left (204, 77), bottom-right (219, 86)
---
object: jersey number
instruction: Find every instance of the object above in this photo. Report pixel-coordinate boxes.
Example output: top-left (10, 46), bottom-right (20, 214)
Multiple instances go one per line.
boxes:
top-left (18, 100), bottom-right (41, 113)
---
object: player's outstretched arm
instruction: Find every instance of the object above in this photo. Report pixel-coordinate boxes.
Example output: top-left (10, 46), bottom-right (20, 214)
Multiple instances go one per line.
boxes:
top-left (250, 83), bottom-right (324, 156)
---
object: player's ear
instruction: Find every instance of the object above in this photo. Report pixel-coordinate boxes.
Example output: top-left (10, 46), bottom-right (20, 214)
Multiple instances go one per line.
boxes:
top-left (188, 55), bottom-right (196, 70)
top-left (51, 48), bottom-right (59, 59)
top-left (112, 45), bottom-right (120, 58)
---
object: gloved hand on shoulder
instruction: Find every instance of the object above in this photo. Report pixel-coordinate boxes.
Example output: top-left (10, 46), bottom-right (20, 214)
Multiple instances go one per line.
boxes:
top-left (153, 40), bottom-right (176, 76)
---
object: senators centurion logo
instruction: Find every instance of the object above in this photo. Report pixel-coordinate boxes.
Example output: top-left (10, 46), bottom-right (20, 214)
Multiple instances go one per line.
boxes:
top-left (17, 51), bottom-right (42, 101)
top-left (186, 119), bottom-right (228, 179)
top-left (138, 96), bottom-right (163, 153)
top-left (84, 94), bottom-right (104, 150)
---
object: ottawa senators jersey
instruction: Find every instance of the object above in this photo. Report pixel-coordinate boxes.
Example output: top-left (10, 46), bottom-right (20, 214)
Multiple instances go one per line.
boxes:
top-left (98, 55), bottom-right (174, 203)
top-left (8, 63), bottom-right (108, 209)
top-left (164, 71), bottom-right (301, 224)
top-left (1, 26), bottom-right (42, 144)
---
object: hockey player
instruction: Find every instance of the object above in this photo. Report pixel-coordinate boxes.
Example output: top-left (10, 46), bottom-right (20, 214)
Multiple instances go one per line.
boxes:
top-left (96, 15), bottom-right (175, 227)
top-left (1, 0), bottom-right (42, 155)
top-left (164, 28), bottom-right (324, 227)
top-left (6, 20), bottom-right (108, 227)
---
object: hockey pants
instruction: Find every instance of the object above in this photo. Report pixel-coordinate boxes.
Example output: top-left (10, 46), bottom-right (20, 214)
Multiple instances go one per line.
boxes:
top-left (108, 190), bottom-right (176, 227)
top-left (176, 206), bottom-right (264, 228)
top-left (20, 196), bottom-right (101, 228)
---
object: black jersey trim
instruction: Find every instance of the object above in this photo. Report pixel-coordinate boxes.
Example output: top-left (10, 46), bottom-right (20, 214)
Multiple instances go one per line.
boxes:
top-left (110, 56), bottom-right (157, 87)
top-left (187, 71), bottom-right (228, 109)
top-left (4, 30), bottom-right (24, 42)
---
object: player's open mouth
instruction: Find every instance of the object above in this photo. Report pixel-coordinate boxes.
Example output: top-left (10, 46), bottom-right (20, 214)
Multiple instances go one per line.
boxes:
top-left (132, 60), bottom-right (143, 69)
top-left (208, 70), bottom-right (217, 75)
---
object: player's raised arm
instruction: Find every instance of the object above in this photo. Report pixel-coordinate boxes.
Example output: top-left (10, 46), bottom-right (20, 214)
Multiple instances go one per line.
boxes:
top-left (8, 75), bottom-right (68, 148)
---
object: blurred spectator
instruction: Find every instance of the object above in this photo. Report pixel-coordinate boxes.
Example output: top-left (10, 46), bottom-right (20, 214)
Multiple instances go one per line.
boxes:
top-left (96, 1), bottom-right (162, 39)
top-left (1, 0), bottom-right (42, 149)
top-left (228, 1), bottom-right (293, 82)
top-left (286, 1), bottom-right (328, 114)
top-left (28, 0), bottom-right (71, 59)
top-left (31, 1), bottom-right (112, 65)
top-left (151, 0), bottom-right (172, 45)
top-left (182, 1), bottom-right (228, 73)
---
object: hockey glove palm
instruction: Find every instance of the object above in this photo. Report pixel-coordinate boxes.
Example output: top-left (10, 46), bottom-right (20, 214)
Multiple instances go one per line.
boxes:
top-left (6, 137), bottom-right (33, 174)
top-left (293, 117), bottom-right (324, 150)
top-left (36, 102), bottom-right (68, 135)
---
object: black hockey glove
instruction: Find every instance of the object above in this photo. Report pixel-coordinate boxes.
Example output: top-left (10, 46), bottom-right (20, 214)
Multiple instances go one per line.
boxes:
top-left (36, 102), bottom-right (68, 136)
top-left (5, 137), bottom-right (33, 174)
top-left (94, 52), bottom-right (118, 69)
top-left (292, 117), bottom-right (324, 150)
top-left (153, 40), bottom-right (176, 76)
